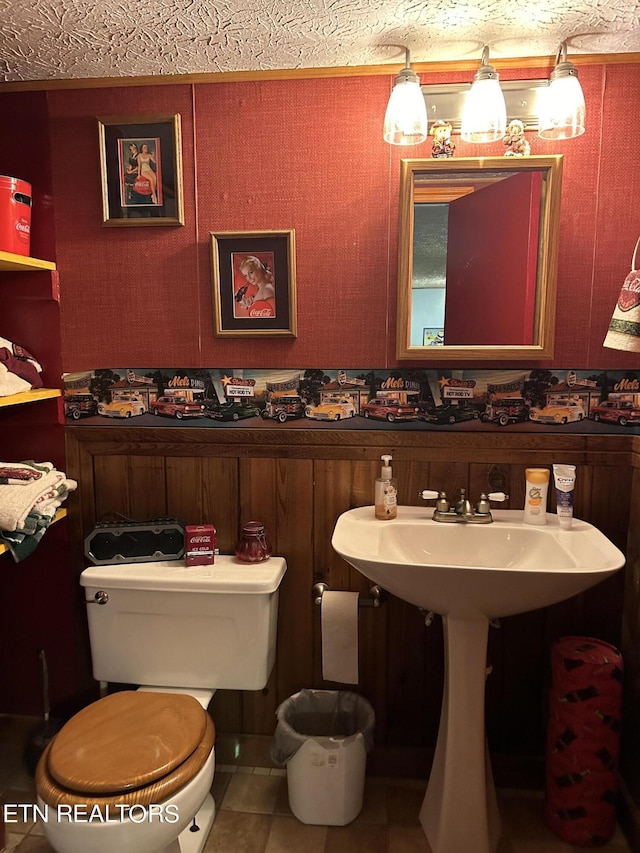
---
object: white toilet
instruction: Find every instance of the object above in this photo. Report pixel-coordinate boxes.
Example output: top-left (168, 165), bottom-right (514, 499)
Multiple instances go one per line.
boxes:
top-left (35, 555), bottom-right (287, 853)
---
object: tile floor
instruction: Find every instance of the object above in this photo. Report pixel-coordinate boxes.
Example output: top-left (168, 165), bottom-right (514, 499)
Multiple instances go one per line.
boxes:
top-left (0, 718), bottom-right (632, 853)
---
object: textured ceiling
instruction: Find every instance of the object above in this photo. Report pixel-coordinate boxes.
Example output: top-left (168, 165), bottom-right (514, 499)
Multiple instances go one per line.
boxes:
top-left (2, 0), bottom-right (640, 83)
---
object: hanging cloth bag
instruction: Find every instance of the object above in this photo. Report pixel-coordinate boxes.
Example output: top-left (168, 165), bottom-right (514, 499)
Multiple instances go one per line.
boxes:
top-left (603, 236), bottom-right (640, 352)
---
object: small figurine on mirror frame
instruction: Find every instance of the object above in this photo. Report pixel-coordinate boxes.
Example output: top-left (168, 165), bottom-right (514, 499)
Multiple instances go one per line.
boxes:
top-left (430, 120), bottom-right (455, 158)
top-left (503, 119), bottom-right (531, 157)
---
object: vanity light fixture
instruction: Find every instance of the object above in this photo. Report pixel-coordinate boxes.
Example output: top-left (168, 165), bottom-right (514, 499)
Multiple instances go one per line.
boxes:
top-left (383, 47), bottom-right (428, 146)
top-left (538, 42), bottom-right (586, 139)
top-left (460, 46), bottom-right (507, 143)
top-left (387, 43), bottom-right (585, 144)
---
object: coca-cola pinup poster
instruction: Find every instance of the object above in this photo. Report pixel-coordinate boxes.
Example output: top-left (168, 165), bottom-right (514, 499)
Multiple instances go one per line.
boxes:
top-left (210, 230), bottom-right (297, 338)
top-left (231, 251), bottom-right (276, 319)
top-left (98, 114), bottom-right (184, 227)
top-left (118, 136), bottom-right (163, 208)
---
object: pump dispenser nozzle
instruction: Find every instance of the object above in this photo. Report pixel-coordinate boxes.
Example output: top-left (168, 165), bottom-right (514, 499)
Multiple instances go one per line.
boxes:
top-left (381, 455), bottom-right (393, 478)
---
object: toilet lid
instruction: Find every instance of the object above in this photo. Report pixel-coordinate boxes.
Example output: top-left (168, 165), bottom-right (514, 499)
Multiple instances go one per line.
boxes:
top-left (48, 691), bottom-right (207, 794)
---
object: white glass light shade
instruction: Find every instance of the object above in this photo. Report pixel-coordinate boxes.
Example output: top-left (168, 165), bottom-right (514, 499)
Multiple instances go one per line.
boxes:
top-left (460, 47), bottom-right (507, 144)
top-left (538, 74), bottom-right (586, 140)
top-left (383, 72), bottom-right (428, 146)
top-left (460, 77), bottom-right (507, 143)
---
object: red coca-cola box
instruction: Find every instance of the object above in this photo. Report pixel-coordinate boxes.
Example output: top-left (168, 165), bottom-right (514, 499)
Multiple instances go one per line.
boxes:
top-left (185, 524), bottom-right (216, 566)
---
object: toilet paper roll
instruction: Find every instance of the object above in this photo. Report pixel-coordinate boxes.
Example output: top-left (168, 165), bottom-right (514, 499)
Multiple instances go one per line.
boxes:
top-left (321, 590), bottom-right (359, 684)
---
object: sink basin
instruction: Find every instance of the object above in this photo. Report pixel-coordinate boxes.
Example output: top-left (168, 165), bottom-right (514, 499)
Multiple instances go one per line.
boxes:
top-left (331, 504), bottom-right (626, 853)
top-left (331, 506), bottom-right (625, 620)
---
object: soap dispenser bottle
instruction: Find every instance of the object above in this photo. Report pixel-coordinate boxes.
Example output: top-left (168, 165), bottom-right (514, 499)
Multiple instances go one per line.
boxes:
top-left (375, 454), bottom-right (398, 520)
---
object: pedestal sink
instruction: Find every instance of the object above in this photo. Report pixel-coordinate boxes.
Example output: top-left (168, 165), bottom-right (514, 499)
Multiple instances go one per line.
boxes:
top-left (331, 506), bottom-right (625, 853)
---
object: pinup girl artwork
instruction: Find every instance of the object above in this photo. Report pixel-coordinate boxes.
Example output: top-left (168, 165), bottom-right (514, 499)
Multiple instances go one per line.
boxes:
top-left (118, 137), bottom-right (162, 206)
top-left (232, 253), bottom-right (276, 318)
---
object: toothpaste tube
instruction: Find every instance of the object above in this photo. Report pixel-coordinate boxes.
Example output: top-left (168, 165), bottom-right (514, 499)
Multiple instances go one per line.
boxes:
top-left (553, 464), bottom-right (576, 529)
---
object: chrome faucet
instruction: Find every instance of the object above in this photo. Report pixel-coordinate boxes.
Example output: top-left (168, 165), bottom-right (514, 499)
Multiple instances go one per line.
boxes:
top-left (419, 488), bottom-right (509, 524)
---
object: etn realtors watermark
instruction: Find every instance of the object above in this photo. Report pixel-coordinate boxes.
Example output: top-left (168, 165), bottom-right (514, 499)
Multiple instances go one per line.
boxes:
top-left (3, 803), bottom-right (179, 824)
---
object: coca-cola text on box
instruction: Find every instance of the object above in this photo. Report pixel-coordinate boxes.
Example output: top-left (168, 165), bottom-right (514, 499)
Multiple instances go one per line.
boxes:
top-left (185, 524), bottom-right (216, 566)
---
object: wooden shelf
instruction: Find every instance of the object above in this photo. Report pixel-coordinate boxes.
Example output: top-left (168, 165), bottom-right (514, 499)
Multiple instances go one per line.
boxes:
top-left (0, 508), bottom-right (67, 558)
top-left (0, 388), bottom-right (61, 408)
top-left (0, 251), bottom-right (56, 272)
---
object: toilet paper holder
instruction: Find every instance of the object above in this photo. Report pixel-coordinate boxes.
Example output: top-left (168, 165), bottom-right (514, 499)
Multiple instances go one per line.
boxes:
top-left (312, 581), bottom-right (386, 608)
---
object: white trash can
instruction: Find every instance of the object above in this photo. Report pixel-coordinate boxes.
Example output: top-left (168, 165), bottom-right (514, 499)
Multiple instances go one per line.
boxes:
top-left (271, 688), bottom-right (375, 826)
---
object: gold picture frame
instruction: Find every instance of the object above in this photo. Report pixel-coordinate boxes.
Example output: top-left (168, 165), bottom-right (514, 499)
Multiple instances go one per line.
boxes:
top-left (98, 114), bottom-right (184, 227)
top-left (210, 230), bottom-right (297, 338)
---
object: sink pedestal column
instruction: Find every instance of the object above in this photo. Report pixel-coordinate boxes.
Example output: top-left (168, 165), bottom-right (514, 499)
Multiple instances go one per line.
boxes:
top-left (420, 615), bottom-right (501, 853)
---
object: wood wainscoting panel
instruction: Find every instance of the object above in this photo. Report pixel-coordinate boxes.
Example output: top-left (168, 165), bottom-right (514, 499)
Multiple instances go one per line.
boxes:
top-left (91, 454), bottom-right (168, 520)
top-left (64, 427), bottom-right (634, 782)
top-left (621, 439), bottom-right (640, 811)
top-left (166, 455), bottom-right (239, 553)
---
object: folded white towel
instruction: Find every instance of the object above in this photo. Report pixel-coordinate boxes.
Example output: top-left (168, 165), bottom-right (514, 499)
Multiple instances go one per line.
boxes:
top-left (0, 468), bottom-right (76, 531)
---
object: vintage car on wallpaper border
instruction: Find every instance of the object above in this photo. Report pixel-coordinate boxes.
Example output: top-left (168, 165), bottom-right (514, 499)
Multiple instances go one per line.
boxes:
top-left (152, 396), bottom-right (205, 419)
top-left (64, 393), bottom-right (99, 420)
top-left (418, 402), bottom-right (481, 425)
top-left (97, 395), bottom-right (146, 418)
top-left (260, 392), bottom-right (305, 423)
top-left (305, 396), bottom-right (356, 421)
top-left (590, 399), bottom-right (640, 426)
top-left (203, 399), bottom-right (262, 421)
top-left (528, 399), bottom-right (586, 425)
top-left (360, 398), bottom-right (420, 422)
top-left (480, 395), bottom-right (529, 427)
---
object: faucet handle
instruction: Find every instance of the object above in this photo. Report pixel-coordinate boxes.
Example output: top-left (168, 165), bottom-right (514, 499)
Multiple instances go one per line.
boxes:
top-left (419, 490), bottom-right (440, 501)
top-left (476, 495), bottom-right (491, 514)
top-left (476, 491), bottom-right (510, 515)
top-left (435, 492), bottom-right (450, 513)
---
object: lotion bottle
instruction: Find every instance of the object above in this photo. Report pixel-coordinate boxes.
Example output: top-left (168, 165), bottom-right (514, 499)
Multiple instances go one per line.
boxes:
top-left (375, 454), bottom-right (398, 520)
top-left (524, 467), bottom-right (550, 525)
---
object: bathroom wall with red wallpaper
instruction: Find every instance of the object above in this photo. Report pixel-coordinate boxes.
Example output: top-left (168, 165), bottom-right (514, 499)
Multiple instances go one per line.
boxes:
top-left (39, 61), bottom-right (640, 373)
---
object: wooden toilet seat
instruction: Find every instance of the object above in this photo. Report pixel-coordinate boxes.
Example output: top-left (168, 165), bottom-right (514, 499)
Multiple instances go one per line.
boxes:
top-left (36, 691), bottom-right (215, 811)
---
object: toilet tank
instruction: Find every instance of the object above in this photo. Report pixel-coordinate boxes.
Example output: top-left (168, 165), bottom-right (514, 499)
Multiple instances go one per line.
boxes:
top-left (80, 556), bottom-right (286, 691)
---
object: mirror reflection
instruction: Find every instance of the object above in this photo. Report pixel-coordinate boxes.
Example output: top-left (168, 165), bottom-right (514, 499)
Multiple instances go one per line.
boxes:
top-left (397, 156), bottom-right (563, 361)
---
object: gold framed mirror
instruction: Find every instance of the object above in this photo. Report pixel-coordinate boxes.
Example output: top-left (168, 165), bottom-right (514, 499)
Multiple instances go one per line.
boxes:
top-left (396, 155), bottom-right (563, 361)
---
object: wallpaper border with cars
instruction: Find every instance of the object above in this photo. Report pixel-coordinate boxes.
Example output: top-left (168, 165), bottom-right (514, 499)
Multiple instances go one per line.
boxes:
top-left (62, 367), bottom-right (640, 434)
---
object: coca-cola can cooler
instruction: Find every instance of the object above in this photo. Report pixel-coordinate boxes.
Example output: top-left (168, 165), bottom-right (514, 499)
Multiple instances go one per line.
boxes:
top-left (0, 176), bottom-right (32, 256)
top-left (185, 524), bottom-right (216, 566)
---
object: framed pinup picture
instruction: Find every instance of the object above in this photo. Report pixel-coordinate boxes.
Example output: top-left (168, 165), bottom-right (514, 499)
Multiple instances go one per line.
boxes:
top-left (210, 230), bottom-right (297, 337)
top-left (98, 114), bottom-right (184, 226)
top-left (423, 328), bottom-right (445, 346)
